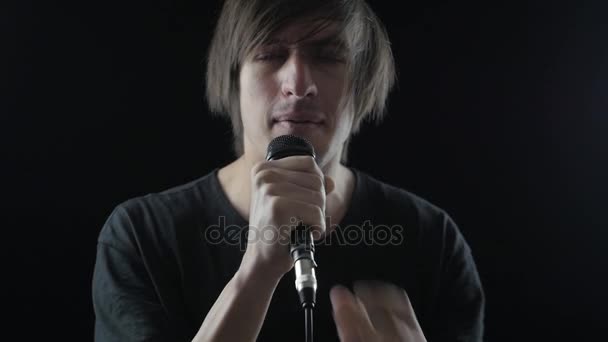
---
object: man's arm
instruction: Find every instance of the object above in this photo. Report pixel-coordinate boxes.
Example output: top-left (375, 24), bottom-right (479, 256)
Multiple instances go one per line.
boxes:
top-left (93, 243), bottom-right (281, 342)
top-left (191, 256), bottom-right (281, 342)
top-left (428, 213), bottom-right (485, 341)
top-left (92, 206), bottom-right (188, 342)
top-left (92, 205), bottom-right (283, 342)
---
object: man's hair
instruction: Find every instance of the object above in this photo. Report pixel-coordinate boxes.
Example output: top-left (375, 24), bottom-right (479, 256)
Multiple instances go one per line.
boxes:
top-left (205, 0), bottom-right (396, 161)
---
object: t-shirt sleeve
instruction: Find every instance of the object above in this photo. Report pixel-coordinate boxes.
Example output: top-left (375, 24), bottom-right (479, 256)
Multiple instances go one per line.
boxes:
top-left (428, 213), bottom-right (485, 342)
top-left (92, 204), bottom-right (188, 342)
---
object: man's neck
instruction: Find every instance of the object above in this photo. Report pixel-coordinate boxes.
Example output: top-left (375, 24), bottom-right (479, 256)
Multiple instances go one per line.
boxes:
top-left (217, 154), bottom-right (354, 230)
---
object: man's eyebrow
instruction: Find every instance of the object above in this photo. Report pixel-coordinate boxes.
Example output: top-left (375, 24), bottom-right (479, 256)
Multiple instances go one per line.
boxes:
top-left (304, 37), bottom-right (346, 49)
top-left (263, 36), bottom-right (346, 49)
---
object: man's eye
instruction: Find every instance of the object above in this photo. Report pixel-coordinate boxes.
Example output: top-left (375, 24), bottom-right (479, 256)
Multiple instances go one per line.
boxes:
top-left (255, 52), bottom-right (286, 61)
top-left (315, 52), bottom-right (346, 63)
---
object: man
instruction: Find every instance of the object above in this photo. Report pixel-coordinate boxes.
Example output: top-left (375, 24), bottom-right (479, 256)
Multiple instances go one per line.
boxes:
top-left (92, 0), bottom-right (485, 341)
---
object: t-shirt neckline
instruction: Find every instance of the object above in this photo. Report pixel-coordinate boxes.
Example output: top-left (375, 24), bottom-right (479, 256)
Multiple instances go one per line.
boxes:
top-left (209, 166), bottom-right (364, 229)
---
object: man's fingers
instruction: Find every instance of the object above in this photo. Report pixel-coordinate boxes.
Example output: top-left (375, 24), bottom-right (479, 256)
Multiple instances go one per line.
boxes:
top-left (254, 167), bottom-right (324, 192)
top-left (330, 285), bottom-right (373, 341)
top-left (353, 281), bottom-right (402, 333)
top-left (265, 155), bottom-right (320, 173)
top-left (252, 158), bottom-right (334, 194)
top-left (353, 280), bottom-right (422, 332)
top-left (332, 281), bottom-right (427, 342)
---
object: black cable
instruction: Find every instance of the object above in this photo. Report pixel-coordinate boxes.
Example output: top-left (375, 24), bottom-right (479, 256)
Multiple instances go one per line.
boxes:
top-left (305, 306), bottom-right (313, 342)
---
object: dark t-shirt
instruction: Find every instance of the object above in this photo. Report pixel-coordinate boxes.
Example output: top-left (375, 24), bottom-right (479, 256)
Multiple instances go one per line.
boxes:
top-left (92, 167), bottom-right (485, 341)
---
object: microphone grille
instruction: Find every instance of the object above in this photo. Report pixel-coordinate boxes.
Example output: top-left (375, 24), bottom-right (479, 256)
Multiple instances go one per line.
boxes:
top-left (266, 135), bottom-right (315, 161)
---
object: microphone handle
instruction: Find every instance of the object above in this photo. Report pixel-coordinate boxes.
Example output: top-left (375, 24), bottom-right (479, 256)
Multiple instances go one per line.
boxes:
top-left (290, 221), bottom-right (317, 308)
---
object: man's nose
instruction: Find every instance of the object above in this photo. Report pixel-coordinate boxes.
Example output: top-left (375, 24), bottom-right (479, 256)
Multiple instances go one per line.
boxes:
top-left (280, 53), bottom-right (318, 99)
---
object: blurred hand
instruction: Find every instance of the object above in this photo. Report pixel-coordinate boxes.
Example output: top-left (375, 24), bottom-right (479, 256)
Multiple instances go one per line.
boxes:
top-left (241, 155), bottom-right (334, 280)
top-left (330, 281), bottom-right (427, 342)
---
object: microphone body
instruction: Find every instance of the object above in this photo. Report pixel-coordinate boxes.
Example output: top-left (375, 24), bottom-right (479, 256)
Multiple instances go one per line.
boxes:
top-left (266, 135), bottom-right (318, 309)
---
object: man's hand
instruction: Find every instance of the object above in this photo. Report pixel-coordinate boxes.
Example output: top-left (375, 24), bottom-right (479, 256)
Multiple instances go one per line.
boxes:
top-left (241, 156), bottom-right (334, 281)
top-left (330, 281), bottom-right (427, 342)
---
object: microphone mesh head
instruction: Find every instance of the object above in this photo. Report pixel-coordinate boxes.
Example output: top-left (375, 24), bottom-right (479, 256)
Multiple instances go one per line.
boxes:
top-left (266, 135), bottom-right (315, 161)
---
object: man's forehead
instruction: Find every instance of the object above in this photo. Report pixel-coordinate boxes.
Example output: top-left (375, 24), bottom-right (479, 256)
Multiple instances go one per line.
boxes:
top-left (263, 20), bottom-right (345, 46)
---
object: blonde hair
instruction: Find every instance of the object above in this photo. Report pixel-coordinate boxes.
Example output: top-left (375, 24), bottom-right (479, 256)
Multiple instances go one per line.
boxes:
top-left (205, 0), bottom-right (396, 161)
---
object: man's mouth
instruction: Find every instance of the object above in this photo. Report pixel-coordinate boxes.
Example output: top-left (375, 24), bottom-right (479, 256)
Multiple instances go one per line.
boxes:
top-left (273, 119), bottom-right (322, 124)
top-left (272, 111), bottom-right (325, 126)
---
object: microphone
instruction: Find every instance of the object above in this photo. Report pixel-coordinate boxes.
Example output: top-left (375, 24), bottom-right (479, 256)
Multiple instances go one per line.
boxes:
top-left (265, 135), bottom-right (318, 310)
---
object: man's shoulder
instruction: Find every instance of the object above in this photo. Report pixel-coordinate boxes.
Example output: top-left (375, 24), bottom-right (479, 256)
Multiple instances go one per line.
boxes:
top-left (354, 168), bottom-right (450, 222)
top-left (97, 169), bottom-right (219, 247)
top-left (117, 169), bottom-right (218, 214)
top-left (353, 168), bottom-right (469, 257)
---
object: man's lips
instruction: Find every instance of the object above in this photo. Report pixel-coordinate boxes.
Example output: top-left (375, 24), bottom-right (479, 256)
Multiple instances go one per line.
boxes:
top-left (274, 119), bottom-right (322, 124)
top-left (272, 112), bottom-right (324, 125)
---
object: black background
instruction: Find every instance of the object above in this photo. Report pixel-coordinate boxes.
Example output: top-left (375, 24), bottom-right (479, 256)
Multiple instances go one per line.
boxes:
top-left (5, 0), bottom-right (608, 340)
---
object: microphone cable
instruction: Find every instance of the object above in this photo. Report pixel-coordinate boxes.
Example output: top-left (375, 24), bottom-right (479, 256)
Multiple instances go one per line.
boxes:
top-left (305, 305), bottom-right (313, 342)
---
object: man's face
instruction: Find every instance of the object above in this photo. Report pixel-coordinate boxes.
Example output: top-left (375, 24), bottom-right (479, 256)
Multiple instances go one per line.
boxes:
top-left (238, 20), bottom-right (353, 166)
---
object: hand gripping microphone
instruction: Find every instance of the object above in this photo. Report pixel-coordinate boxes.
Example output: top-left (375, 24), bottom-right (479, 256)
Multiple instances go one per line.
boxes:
top-left (266, 135), bottom-right (318, 342)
